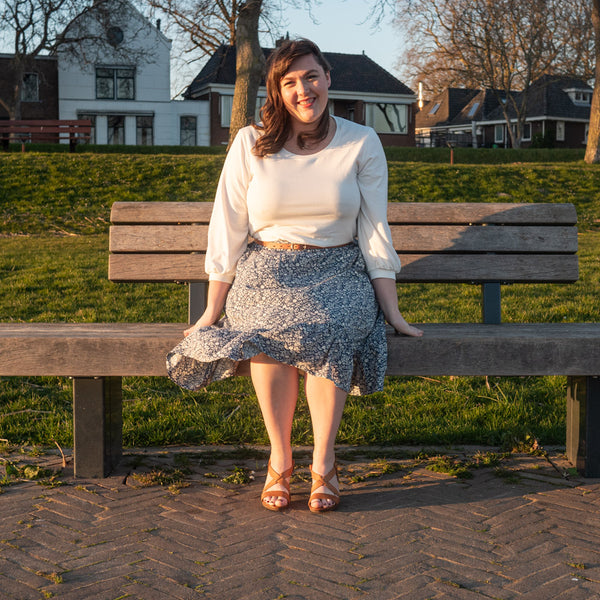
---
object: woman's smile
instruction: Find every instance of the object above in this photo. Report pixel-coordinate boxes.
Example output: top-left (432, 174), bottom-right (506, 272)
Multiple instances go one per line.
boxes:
top-left (280, 54), bottom-right (331, 130)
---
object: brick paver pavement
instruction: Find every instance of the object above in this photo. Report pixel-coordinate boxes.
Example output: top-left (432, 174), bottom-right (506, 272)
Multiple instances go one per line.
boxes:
top-left (1, 445), bottom-right (599, 599)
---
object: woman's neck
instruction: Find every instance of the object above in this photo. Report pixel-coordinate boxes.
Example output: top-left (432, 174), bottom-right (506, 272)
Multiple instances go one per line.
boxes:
top-left (285, 116), bottom-right (336, 155)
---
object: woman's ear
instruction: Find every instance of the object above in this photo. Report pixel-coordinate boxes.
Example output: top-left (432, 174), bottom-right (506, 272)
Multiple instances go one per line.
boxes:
top-left (326, 72), bottom-right (331, 88)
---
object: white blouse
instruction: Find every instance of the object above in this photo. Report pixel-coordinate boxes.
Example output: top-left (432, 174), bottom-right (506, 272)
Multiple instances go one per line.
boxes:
top-left (205, 116), bottom-right (401, 283)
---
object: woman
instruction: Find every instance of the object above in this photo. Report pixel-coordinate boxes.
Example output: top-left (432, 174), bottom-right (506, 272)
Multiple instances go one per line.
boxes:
top-left (167, 39), bottom-right (423, 513)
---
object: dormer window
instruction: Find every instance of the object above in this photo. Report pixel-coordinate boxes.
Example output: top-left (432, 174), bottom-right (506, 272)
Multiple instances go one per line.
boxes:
top-left (565, 88), bottom-right (592, 106)
top-left (467, 102), bottom-right (480, 118)
top-left (428, 102), bottom-right (441, 115)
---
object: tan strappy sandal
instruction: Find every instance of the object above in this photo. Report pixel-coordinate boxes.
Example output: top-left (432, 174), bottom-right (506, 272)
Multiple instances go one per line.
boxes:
top-left (261, 460), bottom-right (294, 512)
top-left (308, 464), bottom-right (340, 513)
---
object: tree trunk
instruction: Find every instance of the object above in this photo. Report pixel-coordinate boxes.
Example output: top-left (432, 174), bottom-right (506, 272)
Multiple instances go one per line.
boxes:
top-left (228, 0), bottom-right (265, 149)
top-left (585, 0), bottom-right (600, 163)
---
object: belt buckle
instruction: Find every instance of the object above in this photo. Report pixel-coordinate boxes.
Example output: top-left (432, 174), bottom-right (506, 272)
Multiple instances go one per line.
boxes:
top-left (290, 243), bottom-right (302, 250)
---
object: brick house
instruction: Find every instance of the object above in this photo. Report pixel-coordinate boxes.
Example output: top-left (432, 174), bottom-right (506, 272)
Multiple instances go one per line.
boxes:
top-left (0, 54), bottom-right (59, 120)
top-left (184, 44), bottom-right (417, 147)
top-left (416, 75), bottom-right (592, 149)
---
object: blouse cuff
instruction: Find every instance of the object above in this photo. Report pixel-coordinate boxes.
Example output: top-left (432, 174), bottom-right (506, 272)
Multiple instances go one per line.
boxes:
top-left (208, 273), bottom-right (235, 284)
top-left (368, 269), bottom-right (398, 281)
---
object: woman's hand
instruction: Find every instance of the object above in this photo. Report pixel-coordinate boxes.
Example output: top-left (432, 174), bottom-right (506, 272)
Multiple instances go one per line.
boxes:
top-left (184, 312), bottom-right (219, 337)
top-left (183, 280), bottom-right (232, 337)
top-left (387, 313), bottom-right (424, 337)
top-left (370, 277), bottom-right (424, 338)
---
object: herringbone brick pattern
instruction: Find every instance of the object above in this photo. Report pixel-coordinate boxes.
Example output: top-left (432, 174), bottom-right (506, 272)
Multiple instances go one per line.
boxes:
top-left (1, 446), bottom-right (599, 599)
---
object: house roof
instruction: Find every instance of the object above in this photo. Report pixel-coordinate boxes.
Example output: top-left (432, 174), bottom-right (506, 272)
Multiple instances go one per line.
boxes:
top-left (417, 75), bottom-right (592, 131)
top-left (449, 89), bottom-right (506, 126)
top-left (184, 44), bottom-right (414, 99)
top-left (485, 75), bottom-right (593, 121)
top-left (416, 88), bottom-right (479, 128)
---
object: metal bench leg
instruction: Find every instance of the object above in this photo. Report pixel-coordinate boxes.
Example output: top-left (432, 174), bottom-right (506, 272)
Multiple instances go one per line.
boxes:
top-left (73, 377), bottom-right (123, 477)
top-left (567, 376), bottom-right (600, 477)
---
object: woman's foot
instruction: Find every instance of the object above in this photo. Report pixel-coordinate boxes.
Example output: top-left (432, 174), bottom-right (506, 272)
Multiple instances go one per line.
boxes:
top-left (308, 464), bottom-right (340, 513)
top-left (261, 460), bottom-right (294, 511)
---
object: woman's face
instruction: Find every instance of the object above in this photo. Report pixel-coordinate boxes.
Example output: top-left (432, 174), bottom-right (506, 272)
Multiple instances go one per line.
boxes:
top-left (279, 53), bottom-right (331, 129)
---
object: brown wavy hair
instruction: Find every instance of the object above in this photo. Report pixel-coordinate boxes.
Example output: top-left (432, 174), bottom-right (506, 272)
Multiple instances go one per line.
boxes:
top-left (253, 39), bottom-right (332, 157)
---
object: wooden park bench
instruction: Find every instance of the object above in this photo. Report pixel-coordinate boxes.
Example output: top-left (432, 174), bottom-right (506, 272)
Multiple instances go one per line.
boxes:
top-left (1, 201), bottom-right (599, 478)
top-left (0, 119), bottom-right (92, 152)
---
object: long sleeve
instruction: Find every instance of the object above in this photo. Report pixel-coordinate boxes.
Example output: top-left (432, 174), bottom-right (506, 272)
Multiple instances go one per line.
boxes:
top-left (356, 128), bottom-right (401, 280)
top-left (204, 129), bottom-right (254, 283)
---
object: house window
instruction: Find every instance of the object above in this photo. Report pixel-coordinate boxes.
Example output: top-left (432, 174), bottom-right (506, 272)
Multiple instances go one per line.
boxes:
top-left (365, 103), bottom-right (408, 134)
top-left (136, 116), bottom-right (153, 145)
top-left (77, 113), bottom-right (96, 144)
top-left (584, 123), bottom-right (589, 144)
top-left (21, 73), bottom-right (39, 102)
top-left (556, 121), bottom-right (565, 142)
top-left (107, 115), bottom-right (125, 144)
top-left (220, 95), bottom-right (266, 128)
top-left (96, 67), bottom-right (135, 100)
top-left (180, 116), bottom-right (197, 146)
top-left (494, 124), bottom-right (504, 144)
top-left (220, 95), bottom-right (233, 127)
top-left (428, 102), bottom-right (441, 116)
top-left (467, 102), bottom-right (480, 118)
top-left (522, 122), bottom-right (532, 141)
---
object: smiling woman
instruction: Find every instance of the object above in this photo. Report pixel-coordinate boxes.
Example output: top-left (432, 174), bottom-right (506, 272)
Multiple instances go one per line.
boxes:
top-left (166, 38), bottom-right (422, 515)
top-left (279, 54), bottom-right (332, 148)
top-left (253, 39), bottom-right (334, 157)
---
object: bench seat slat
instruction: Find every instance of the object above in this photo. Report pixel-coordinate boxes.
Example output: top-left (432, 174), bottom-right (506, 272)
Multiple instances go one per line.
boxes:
top-left (108, 253), bottom-right (579, 283)
top-left (386, 323), bottom-right (600, 376)
top-left (1, 323), bottom-right (598, 377)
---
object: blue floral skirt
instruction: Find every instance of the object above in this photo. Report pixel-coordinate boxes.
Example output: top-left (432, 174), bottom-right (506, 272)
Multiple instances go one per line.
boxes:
top-left (166, 242), bottom-right (387, 395)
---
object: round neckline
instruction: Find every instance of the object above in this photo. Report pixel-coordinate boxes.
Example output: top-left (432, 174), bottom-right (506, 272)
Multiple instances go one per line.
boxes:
top-left (279, 116), bottom-right (340, 157)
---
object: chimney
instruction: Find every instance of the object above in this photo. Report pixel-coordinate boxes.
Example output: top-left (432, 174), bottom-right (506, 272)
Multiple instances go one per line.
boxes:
top-left (275, 32), bottom-right (290, 47)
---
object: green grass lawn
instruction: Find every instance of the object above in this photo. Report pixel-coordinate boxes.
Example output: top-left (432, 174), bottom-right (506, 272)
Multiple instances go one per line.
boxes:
top-left (1, 152), bottom-right (599, 451)
top-left (1, 233), bottom-right (598, 450)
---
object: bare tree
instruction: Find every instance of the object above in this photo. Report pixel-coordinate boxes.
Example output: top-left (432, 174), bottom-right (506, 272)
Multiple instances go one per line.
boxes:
top-left (228, 0), bottom-right (265, 146)
top-left (145, 0), bottom-right (292, 144)
top-left (145, 0), bottom-right (239, 57)
top-left (585, 0), bottom-right (600, 164)
top-left (396, 0), bottom-right (584, 148)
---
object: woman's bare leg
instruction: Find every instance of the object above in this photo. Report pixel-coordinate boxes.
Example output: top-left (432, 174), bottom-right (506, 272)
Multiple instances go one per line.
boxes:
top-left (251, 353), bottom-right (298, 509)
top-left (304, 374), bottom-right (347, 510)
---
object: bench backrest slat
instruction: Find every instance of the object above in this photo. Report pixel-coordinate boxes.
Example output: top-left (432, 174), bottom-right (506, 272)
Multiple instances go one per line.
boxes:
top-left (392, 225), bottom-right (577, 254)
top-left (387, 202), bottom-right (577, 224)
top-left (109, 223), bottom-right (576, 255)
top-left (108, 253), bottom-right (579, 284)
top-left (109, 225), bottom-right (209, 253)
top-left (109, 201), bottom-right (579, 285)
top-left (110, 201), bottom-right (213, 223)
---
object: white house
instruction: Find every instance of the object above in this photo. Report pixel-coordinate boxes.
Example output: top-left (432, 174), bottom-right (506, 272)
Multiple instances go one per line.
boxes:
top-left (57, 0), bottom-right (208, 146)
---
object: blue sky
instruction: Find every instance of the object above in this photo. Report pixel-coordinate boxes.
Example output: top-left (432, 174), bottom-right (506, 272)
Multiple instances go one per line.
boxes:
top-left (266, 0), bottom-right (405, 77)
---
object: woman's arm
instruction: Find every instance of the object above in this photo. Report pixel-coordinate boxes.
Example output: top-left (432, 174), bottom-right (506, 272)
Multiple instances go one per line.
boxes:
top-left (184, 280), bottom-right (232, 336)
top-left (371, 277), bottom-right (423, 337)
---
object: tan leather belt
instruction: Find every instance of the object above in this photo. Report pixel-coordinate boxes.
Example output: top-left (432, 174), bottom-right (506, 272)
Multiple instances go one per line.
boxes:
top-left (254, 240), bottom-right (353, 251)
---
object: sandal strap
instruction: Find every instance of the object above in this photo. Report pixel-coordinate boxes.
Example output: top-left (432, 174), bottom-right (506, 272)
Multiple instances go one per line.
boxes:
top-left (261, 460), bottom-right (294, 499)
top-left (309, 465), bottom-right (339, 497)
